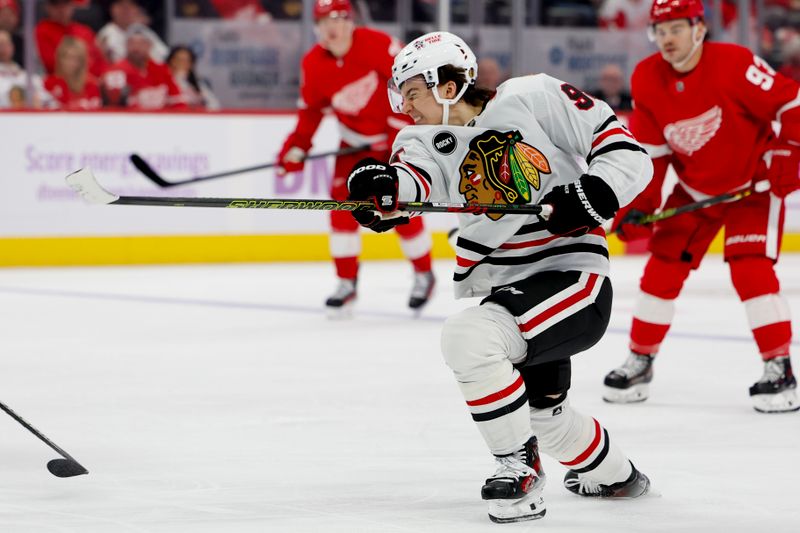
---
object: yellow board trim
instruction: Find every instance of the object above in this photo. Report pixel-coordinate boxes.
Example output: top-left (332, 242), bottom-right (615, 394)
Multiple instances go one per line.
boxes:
top-left (1, 232), bottom-right (799, 267)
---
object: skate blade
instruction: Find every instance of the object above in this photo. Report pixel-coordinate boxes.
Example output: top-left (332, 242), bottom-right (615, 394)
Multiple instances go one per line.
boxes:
top-left (325, 302), bottom-right (355, 320)
top-left (602, 384), bottom-right (649, 404)
top-left (751, 389), bottom-right (800, 413)
top-left (487, 495), bottom-right (546, 524)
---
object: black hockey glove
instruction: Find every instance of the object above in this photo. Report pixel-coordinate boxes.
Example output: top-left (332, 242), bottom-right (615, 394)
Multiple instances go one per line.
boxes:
top-left (347, 157), bottom-right (410, 233)
top-left (540, 174), bottom-right (620, 237)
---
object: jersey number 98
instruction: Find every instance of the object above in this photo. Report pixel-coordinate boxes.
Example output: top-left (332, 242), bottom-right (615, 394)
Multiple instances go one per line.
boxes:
top-left (560, 83), bottom-right (594, 110)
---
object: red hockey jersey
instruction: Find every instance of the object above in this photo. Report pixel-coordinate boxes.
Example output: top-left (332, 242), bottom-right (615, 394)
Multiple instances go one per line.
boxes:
top-left (630, 42), bottom-right (800, 197)
top-left (102, 59), bottom-right (186, 110)
top-left (286, 27), bottom-right (412, 151)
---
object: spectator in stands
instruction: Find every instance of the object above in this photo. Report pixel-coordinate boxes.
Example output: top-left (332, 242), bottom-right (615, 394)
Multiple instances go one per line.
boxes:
top-left (166, 45), bottom-right (220, 110)
top-left (476, 57), bottom-right (504, 91)
top-left (175, 0), bottom-right (220, 18)
top-left (779, 31), bottom-right (800, 83)
top-left (0, 0), bottom-right (22, 66)
top-left (36, 0), bottom-right (107, 77)
top-left (598, 0), bottom-right (651, 29)
top-left (0, 30), bottom-right (55, 109)
top-left (101, 24), bottom-right (186, 110)
top-left (209, 0), bottom-right (271, 20)
top-left (592, 63), bottom-right (632, 112)
top-left (44, 36), bottom-right (102, 110)
top-left (97, 0), bottom-right (168, 64)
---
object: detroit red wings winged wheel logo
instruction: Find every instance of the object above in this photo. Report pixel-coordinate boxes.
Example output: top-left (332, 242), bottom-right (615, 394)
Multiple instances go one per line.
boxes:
top-left (663, 105), bottom-right (723, 156)
top-left (458, 130), bottom-right (551, 220)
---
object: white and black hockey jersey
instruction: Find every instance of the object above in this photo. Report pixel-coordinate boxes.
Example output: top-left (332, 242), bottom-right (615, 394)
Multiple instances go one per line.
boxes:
top-left (391, 74), bottom-right (653, 298)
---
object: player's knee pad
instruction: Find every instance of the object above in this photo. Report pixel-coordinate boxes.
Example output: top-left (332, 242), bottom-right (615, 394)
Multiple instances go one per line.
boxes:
top-left (521, 359), bottom-right (571, 403)
top-left (330, 209), bottom-right (360, 232)
top-left (640, 255), bottom-right (692, 299)
top-left (729, 256), bottom-right (779, 300)
top-left (441, 303), bottom-right (527, 382)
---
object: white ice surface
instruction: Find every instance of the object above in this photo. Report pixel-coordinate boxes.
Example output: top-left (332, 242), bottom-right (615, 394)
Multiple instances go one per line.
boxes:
top-left (1, 255), bottom-right (799, 533)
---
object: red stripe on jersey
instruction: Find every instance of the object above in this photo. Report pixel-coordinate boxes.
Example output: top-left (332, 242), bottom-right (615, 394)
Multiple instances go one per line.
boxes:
top-left (500, 235), bottom-right (560, 249)
top-left (456, 255), bottom-right (480, 268)
top-left (500, 226), bottom-right (604, 250)
top-left (466, 374), bottom-right (524, 406)
top-left (519, 273), bottom-right (600, 333)
top-left (561, 418), bottom-right (602, 466)
top-left (592, 127), bottom-right (634, 149)
top-left (394, 161), bottom-right (431, 199)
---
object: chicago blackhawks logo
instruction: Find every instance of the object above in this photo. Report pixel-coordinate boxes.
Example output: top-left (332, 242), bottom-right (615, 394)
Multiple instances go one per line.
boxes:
top-left (663, 105), bottom-right (722, 156)
top-left (458, 130), bottom-right (551, 220)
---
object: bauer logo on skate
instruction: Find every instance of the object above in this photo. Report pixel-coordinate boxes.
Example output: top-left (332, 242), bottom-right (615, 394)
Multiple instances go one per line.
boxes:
top-left (663, 105), bottom-right (723, 156)
top-left (458, 130), bottom-right (550, 220)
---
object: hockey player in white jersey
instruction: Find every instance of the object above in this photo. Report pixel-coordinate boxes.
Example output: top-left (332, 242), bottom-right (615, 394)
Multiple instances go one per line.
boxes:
top-left (346, 32), bottom-right (653, 523)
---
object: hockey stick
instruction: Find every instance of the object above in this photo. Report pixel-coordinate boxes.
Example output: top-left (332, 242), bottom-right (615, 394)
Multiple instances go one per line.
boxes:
top-left (0, 400), bottom-right (89, 478)
top-left (130, 144), bottom-right (373, 188)
top-left (66, 168), bottom-right (553, 217)
top-left (623, 180), bottom-right (771, 228)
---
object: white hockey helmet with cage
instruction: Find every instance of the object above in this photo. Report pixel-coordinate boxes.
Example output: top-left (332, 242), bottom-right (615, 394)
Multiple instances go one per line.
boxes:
top-left (388, 32), bottom-right (478, 123)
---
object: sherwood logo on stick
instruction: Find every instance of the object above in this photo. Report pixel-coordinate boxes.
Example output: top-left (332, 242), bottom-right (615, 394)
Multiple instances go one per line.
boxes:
top-left (227, 200), bottom-right (362, 210)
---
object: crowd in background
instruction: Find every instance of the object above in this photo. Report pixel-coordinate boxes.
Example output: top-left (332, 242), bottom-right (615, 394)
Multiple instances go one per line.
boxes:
top-left (0, 0), bottom-right (220, 110)
top-left (0, 0), bottom-right (797, 111)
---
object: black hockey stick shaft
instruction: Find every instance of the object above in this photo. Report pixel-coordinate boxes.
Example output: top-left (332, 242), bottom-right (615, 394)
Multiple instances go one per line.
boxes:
top-left (66, 168), bottom-right (553, 217)
top-left (130, 144), bottom-right (373, 188)
top-left (627, 180), bottom-right (770, 227)
top-left (0, 400), bottom-right (88, 477)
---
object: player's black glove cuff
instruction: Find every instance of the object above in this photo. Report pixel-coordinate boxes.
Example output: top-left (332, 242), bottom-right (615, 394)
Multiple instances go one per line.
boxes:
top-left (347, 157), bottom-right (409, 233)
top-left (541, 174), bottom-right (620, 237)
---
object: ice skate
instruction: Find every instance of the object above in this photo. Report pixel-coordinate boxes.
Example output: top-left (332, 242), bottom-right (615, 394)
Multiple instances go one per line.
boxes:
top-left (749, 356), bottom-right (800, 413)
top-left (325, 278), bottom-right (357, 318)
top-left (563, 463), bottom-right (650, 498)
top-left (408, 271), bottom-right (435, 311)
top-left (603, 352), bottom-right (654, 403)
top-left (481, 437), bottom-right (546, 523)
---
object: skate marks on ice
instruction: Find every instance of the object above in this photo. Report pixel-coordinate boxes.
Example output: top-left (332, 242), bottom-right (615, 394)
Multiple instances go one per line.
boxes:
top-left (0, 257), bottom-right (799, 532)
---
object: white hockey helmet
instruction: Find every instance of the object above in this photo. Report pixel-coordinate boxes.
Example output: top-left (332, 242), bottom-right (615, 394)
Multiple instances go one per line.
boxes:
top-left (388, 31), bottom-right (478, 123)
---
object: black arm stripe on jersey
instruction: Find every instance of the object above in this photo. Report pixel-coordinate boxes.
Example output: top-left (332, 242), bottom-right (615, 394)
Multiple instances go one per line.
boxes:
top-left (569, 429), bottom-right (610, 474)
top-left (470, 392), bottom-right (529, 422)
top-left (457, 236), bottom-right (497, 256)
top-left (454, 243), bottom-right (609, 282)
top-left (515, 220), bottom-right (548, 235)
top-left (410, 173), bottom-right (422, 202)
top-left (587, 141), bottom-right (647, 165)
top-left (593, 115), bottom-right (619, 135)
top-left (405, 161), bottom-right (432, 188)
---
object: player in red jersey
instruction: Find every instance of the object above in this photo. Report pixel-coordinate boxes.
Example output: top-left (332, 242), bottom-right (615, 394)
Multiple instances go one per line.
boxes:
top-left (604, 0), bottom-right (800, 412)
top-left (276, 0), bottom-right (435, 317)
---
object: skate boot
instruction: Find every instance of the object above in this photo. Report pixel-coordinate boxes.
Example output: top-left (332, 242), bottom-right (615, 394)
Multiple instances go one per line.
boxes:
top-left (564, 462), bottom-right (650, 498)
top-left (481, 436), bottom-right (546, 523)
top-left (325, 278), bottom-right (357, 318)
top-left (603, 352), bottom-right (654, 403)
top-left (408, 271), bottom-right (435, 310)
top-left (749, 356), bottom-right (800, 413)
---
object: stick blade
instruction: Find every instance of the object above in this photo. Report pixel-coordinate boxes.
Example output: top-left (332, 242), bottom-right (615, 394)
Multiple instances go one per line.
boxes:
top-left (47, 458), bottom-right (88, 478)
top-left (65, 168), bottom-right (120, 205)
top-left (130, 154), bottom-right (172, 187)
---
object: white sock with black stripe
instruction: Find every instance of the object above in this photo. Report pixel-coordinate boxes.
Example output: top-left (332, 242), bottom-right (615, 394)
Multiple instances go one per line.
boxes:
top-left (458, 365), bottom-right (533, 455)
top-left (530, 397), bottom-right (632, 484)
top-left (441, 304), bottom-right (532, 455)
